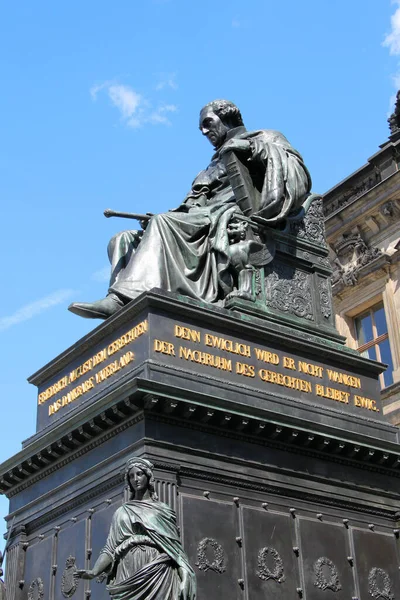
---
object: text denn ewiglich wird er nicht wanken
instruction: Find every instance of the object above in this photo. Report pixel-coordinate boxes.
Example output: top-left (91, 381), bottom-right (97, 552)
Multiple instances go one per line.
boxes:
top-left (38, 321), bottom-right (379, 416)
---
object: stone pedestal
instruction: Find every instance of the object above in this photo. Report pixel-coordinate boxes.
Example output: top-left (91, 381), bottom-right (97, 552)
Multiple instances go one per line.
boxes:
top-left (1, 291), bottom-right (400, 600)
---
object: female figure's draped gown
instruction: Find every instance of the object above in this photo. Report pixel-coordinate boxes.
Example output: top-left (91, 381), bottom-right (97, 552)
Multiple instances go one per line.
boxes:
top-left (102, 500), bottom-right (196, 600)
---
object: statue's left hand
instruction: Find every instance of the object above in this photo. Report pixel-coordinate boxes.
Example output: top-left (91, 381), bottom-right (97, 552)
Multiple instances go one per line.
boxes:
top-left (219, 138), bottom-right (251, 156)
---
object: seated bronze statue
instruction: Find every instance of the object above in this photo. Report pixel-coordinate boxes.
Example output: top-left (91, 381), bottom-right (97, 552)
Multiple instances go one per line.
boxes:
top-left (69, 100), bottom-right (311, 319)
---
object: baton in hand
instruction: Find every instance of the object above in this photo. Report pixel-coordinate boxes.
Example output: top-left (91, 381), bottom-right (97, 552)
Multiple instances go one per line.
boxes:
top-left (104, 209), bottom-right (154, 222)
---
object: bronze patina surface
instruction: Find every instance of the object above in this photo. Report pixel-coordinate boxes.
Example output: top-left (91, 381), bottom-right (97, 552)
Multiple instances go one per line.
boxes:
top-left (69, 100), bottom-right (311, 319)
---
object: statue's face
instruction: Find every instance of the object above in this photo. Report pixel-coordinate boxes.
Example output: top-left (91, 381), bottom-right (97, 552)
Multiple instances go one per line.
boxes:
top-left (199, 108), bottom-right (230, 149)
top-left (128, 467), bottom-right (148, 492)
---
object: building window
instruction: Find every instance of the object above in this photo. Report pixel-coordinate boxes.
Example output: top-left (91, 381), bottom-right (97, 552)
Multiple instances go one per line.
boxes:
top-left (354, 302), bottom-right (394, 389)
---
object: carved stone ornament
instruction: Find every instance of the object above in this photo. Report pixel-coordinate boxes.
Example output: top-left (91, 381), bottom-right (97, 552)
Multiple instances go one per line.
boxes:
top-left (28, 578), bottom-right (44, 600)
top-left (254, 269), bottom-right (262, 296)
top-left (256, 546), bottom-right (285, 583)
top-left (195, 537), bottom-right (226, 573)
top-left (325, 168), bottom-right (381, 217)
top-left (334, 232), bottom-right (365, 259)
top-left (368, 567), bottom-right (394, 600)
top-left (332, 232), bottom-right (383, 288)
top-left (61, 555), bottom-right (78, 597)
top-left (318, 256), bottom-right (332, 269)
top-left (381, 201), bottom-right (395, 218)
top-left (290, 196), bottom-right (326, 246)
top-left (318, 279), bottom-right (332, 319)
top-left (313, 557), bottom-right (342, 592)
top-left (265, 265), bottom-right (314, 321)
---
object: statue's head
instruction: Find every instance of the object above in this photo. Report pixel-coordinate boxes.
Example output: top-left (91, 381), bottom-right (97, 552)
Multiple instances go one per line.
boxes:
top-left (125, 457), bottom-right (158, 500)
top-left (199, 100), bottom-right (244, 149)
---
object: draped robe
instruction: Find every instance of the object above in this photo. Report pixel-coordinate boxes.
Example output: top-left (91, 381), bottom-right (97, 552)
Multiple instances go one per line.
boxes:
top-left (108, 126), bottom-right (311, 303)
top-left (102, 500), bottom-right (196, 600)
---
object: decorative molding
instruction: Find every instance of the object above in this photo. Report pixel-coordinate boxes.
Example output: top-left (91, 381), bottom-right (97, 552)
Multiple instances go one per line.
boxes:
top-left (3, 358), bottom-right (399, 508)
top-left (324, 168), bottom-right (382, 217)
top-left (28, 577), bottom-right (44, 600)
top-left (254, 269), bottom-right (262, 296)
top-left (25, 474), bottom-right (123, 533)
top-left (177, 464), bottom-right (398, 519)
top-left (5, 412), bottom-right (144, 497)
top-left (313, 557), bottom-right (341, 592)
top-left (265, 265), bottom-right (314, 321)
top-left (380, 201), bottom-right (396, 219)
top-left (290, 197), bottom-right (326, 246)
top-left (61, 555), bottom-right (78, 598)
top-left (256, 546), bottom-right (285, 583)
top-left (6, 390), bottom-right (399, 539)
top-left (318, 279), bottom-right (332, 319)
top-left (142, 393), bottom-right (400, 479)
top-left (15, 409), bottom-right (399, 537)
top-left (318, 256), bottom-right (332, 269)
top-left (195, 538), bottom-right (226, 573)
top-left (25, 458), bottom-right (176, 533)
top-left (334, 233), bottom-right (363, 258)
top-left (368, 567), bottom-right (394, 600)
top-left (332, 233), bottom-right (383, 288)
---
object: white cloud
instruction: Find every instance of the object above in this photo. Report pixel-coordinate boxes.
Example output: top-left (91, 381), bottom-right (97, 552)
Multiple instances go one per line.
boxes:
top-left (90, 81), bottom-right (178, 129)
top-left (155, 73), bottom-right (178, 91)
top-left (108, 85), bottom-right (142, 119)
top-left (148, 104), bottom-right (178, 126)
top-left (0, 289), bottom-right (76, 332)
top-left (383, 2), bottom-right (400, 55)
top-left (91, 266), bottom-right (110, 283)
top-left (90, 82), bottom-right (143, 121)
top-left (90, 81), bottom-right (110, 100)
top-left (383, 3), bottom-right (400, 111)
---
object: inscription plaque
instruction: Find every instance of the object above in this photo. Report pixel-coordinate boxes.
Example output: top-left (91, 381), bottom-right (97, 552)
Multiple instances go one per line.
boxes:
top-left (32, 304), bottom-right (384, 433)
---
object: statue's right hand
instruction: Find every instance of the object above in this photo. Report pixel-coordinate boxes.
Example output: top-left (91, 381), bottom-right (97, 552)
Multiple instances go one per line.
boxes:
top-left (74, 569), bottom-right (96, 580)
top-left (139, 213), bottom-right (154, 230)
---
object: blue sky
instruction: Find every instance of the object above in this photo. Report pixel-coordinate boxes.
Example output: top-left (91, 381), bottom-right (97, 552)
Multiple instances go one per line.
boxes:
top-left (1, 0), bottom-right (400, 526)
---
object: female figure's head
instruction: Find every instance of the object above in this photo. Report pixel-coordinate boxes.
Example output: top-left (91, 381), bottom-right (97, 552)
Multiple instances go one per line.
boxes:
top-left (125, 457), bottom-right (158, 501)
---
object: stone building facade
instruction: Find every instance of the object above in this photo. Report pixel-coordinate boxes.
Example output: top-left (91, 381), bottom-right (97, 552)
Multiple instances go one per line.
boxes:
top-left (324, 112), bottom-right (400, 424)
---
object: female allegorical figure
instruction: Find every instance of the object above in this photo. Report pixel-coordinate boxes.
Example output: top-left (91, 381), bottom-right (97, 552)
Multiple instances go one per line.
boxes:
top-left (76, 458), bottom-right (196, 600)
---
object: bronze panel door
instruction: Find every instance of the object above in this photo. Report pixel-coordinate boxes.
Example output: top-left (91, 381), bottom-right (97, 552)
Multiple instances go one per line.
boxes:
top-left (353, 528), bottom-right (400, 600)
top-left (22, 535), bottom-right (53, 600)
top-left (299, 518), bottom-right (354, 600)
top-left (181, 495), bottom-right (241, 600)
top-left (54, 520), bottom-right (86, 599)
top-left (89, 500), bottom-right (123, 600)
top-left (242, 506), bottom-right (299, 600)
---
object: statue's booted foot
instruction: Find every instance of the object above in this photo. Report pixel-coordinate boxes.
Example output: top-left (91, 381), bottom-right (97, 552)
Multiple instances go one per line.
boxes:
top-left (68, 293), bottom-right (125, 319)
